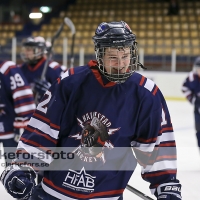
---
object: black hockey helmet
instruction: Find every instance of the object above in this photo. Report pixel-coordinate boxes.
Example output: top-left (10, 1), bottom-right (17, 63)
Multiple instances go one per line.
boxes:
top-left (92, 21), bottom-right (140, 83)
top-left (20, 36), bottom-right (46, 64)
top-left (93, 21), bottom-right (136, 48)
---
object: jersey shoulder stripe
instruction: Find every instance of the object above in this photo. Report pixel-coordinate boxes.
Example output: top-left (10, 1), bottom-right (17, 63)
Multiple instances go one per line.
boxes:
top-left (139, 76), bottom-right (158, 96)
top-left (0, 61), bottom-right (16, 74)
top-left (49, 61), bottom-right (59, 69)
top-left (60, 66), bottom-right (90, 82)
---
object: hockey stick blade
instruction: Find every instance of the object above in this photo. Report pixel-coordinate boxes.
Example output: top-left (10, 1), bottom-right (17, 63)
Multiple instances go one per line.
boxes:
top-left (126, 184), bottom-right (154, 200)
top-left (51, 22), bottom-right (64, 46)
top-left (64, 17), bottom-right (76, 35)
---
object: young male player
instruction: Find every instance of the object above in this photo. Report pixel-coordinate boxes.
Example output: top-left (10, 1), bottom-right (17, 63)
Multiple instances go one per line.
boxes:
top-left (1, 21), bottom-right (182, 200)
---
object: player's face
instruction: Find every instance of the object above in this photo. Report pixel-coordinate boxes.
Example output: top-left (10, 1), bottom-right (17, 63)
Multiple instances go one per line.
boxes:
top-left (103, 47), bottom-right (131, 74)
top-left (21, 46), bottom-right (35, 60)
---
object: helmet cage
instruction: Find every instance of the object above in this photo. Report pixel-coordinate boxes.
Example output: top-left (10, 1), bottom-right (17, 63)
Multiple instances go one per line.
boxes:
top-left (20, 46), bottom-right (45, 64)
top-left (95, 43), bottom-right (138, 84)
top-left (20, 37), bottom-right (46, 64)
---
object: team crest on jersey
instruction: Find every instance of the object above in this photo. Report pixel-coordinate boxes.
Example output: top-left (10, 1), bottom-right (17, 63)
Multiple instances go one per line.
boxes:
top-left (69, 112), bottom-right (120, 163)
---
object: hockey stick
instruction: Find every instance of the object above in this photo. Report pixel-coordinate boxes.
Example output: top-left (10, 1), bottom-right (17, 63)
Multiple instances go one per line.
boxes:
top-left (126, 184), bottom-right (154, 200)
top-left (34, 20), bottom-right (64, 104)
top-left (64, 17), bottom-right (76, 68)
top-left (40, 21), bottom-right (64, 80)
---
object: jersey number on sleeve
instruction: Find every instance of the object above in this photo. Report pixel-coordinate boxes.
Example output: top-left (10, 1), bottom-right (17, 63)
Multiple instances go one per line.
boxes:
top-left (10, 73), bottom-right (25, 90)
top-left (37, 90), bottom-right (52, 114)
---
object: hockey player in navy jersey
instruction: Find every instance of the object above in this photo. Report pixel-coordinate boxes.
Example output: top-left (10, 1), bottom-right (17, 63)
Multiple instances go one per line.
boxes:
top-left (19, 36), bottom-right (63, 103)
top-left (182, 56), bottom-right (200, 151)
top-left (0, 60), bottom-right (36, 166)
top-left (0, 21), bottom-right (182, 200)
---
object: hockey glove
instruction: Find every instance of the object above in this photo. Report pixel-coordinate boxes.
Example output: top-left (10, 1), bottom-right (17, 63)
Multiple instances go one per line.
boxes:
top-left (34, 78), bottom-right (51, 101)
top-left (155, 182), bottom-right (182, 200)
top-left (0, 164), bottom-right (36, 199)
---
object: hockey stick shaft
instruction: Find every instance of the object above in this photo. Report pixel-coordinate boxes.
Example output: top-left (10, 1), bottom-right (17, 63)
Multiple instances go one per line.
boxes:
top-left (70, 33), bottom-right (75, 68)
top-left (126, 184), bottom-right (154, 200)
top-left (40, 21), bottom-right (64, 80)
top-left (35, 21), bottom-right (64, 104)
top-left (64, 17), bottom-right (76, 68)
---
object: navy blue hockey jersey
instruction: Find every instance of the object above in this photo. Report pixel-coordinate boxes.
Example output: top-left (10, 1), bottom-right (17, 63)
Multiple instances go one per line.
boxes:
top-left (182, 71), bottom-right (200, 105)
top-left (0, 61), bottom-right (36, 139)
top-left (19, 57), bottom-right (63, 90)
top-left (15, 60), bottom-right (179, 199)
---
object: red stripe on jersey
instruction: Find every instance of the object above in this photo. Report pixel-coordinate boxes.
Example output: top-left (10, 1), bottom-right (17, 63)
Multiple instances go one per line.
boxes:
top-left (53, 65), bottom-right (60, 70)
top-left (70, 68), bottom-right (74, 75)
top-left (20, 137), bottom-right (53, 153)
top-left (43, 177), bottom-right (124, 199)
top-left (88, 60), bottom-right (116, 87)
top-left (15, 94), bottom-right (35, 101)
top-left (156, 155), bottom-right (177, 161)
top-left (159, 142), bottom-right (176, 147)
top-left (12, 85), bottom-right (31, 94)
top-left (136, 136), bottom-right (157, 143)
top-left (139, 76), bottom-right (145, 86)
top-left (148, 155), bottom-right (177, 165)
top-left (142, 170), bottom-right (177, 178)
top-left (14, 101), bottom-right (35, 108)
top-left (0, 132), bottom-right (13, 135)
top-left (152, 86), bottom-right (158, 95)
top-left (4, 65), bottom-right (16, 75)
top-left (159, 127), bottom-right (173, 133)
top-left (17, 110), bottom-right (35, 116)
top-left (88, 60), bottom-right (98, 67)
top-left (91, 67), bottom-right (116, 87)
top-left (33, 112), bottom-right (60, 130)
top-left (25, 126), bottom-right (57, 144)
top-left (28, 57), bottom-right (46, 71)
top-left (57, 77), bottom-right (61, 84)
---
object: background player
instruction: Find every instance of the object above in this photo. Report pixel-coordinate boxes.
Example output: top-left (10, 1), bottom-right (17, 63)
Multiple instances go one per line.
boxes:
top-left (0, 60), bottom-right (35, 166)
top-left (1, 21), bottom-right (182, 200)
top-left (182, 56), bottom-right (200, 151)
top-left (19, 36), bottom-right (64, 103)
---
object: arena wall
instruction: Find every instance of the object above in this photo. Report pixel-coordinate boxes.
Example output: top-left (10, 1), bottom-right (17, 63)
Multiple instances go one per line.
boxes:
top-left (139, 71), bottom-right (189, 100)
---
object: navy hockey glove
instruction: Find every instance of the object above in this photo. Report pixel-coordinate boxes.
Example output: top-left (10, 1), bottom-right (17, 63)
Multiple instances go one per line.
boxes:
top-left (0, 164), bottom-right (36, 199)
top-left (155, 182), bottom-right (182, 200)
top-left (34, 79), bottom-right (51, 101)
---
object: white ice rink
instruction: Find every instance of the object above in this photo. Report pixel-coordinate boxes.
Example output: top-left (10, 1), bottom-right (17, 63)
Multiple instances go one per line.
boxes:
top-left (0, 100), bottom-right (199, 199)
